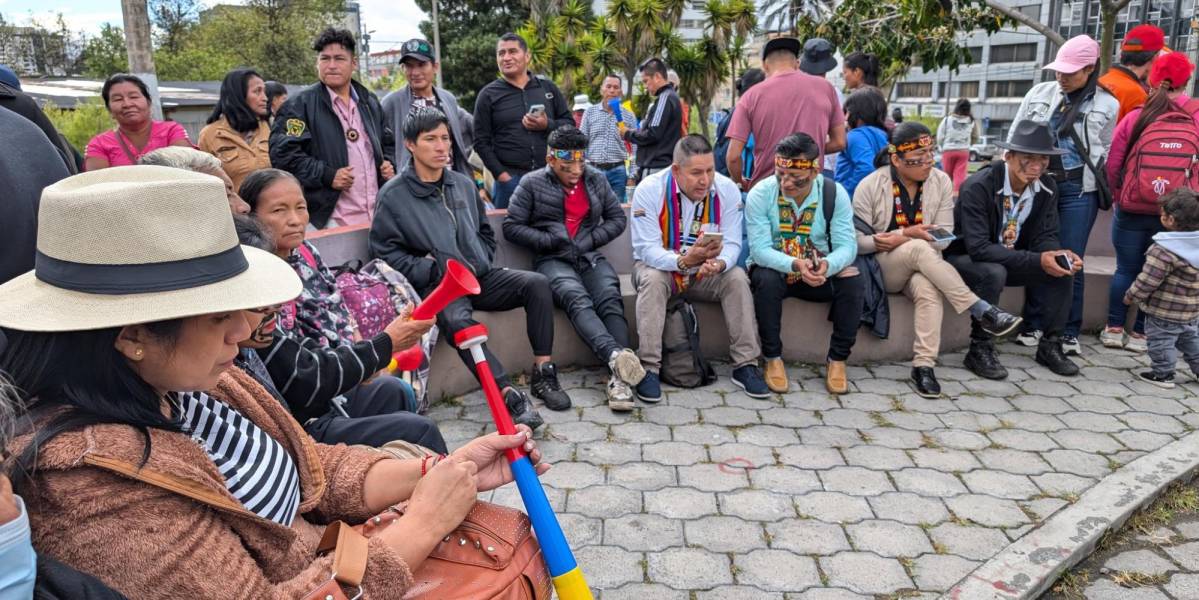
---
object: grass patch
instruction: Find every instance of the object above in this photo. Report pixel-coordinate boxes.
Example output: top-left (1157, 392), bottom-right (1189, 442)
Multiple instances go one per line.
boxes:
top-left (1050, 570), bottom-right (1090, 599)
top-left (920, 433), bottom-right (941, 449)
top-left (1110, 571), bottom-right (1168, 587)
top-left (891, 398), bottom-right (908, 412)
top-left (1122, 482), bottom-right (1199, 537)
top-left (869, 412), bottom-right (895, 428)
top-left (932, 540), bottom-right (949, 555)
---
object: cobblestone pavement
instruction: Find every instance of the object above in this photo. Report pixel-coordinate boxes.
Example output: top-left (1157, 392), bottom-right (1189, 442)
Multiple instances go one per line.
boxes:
top-left (428, 337), bottom-right (1199, 598)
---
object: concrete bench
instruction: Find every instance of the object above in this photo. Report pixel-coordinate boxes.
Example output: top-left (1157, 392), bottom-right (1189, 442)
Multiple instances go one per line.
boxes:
top-left (308, 212), bottom-right (1118, 399)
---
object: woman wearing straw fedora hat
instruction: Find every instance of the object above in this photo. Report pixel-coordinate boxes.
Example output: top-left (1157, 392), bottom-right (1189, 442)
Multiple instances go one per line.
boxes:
top-left (0, 166), bottom-right (548, 598)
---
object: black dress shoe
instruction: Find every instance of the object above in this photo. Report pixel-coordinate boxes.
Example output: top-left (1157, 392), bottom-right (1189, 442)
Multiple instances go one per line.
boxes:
top-left (910, 367), bottom-right (942, 398)
top-left (963, 342), bottom-right (1008, 380)
top-left (1036, 339), bottom-right (1080, 376)
top-left (979, 306), bottom-right (1022, 338)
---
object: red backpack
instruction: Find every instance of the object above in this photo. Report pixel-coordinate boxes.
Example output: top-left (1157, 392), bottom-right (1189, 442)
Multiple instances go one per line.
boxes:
top-left (1120, 98), bottom-right (1199, 214)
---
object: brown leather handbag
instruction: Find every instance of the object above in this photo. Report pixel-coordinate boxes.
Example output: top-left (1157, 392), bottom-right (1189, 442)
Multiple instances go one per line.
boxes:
top-left (360, 501), bottom-right (552, 600)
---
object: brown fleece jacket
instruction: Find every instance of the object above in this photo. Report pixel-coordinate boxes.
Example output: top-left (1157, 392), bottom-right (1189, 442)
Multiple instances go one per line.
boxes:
top-left (10, 368), bottom-right (415, 599)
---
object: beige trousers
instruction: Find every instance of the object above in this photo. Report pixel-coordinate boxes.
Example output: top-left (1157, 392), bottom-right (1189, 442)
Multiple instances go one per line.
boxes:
top-left (876, 240), bottom-right (979, 367)
top-left (633, 261), bottom-right (761, 371)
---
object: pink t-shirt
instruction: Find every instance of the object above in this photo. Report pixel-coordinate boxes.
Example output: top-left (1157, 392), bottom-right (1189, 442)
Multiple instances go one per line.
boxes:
top-left (327, 88), bottom-right (380, 228)
top-left (725, 70), bottom-right (844, 186)
top-left (84, 121), bottom-right (191, 169)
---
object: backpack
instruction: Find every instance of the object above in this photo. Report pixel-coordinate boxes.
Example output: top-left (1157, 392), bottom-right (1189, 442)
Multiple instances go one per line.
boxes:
top-left (1120, 98), bottom-right (1199, 215)
top-left (660, 296), bottom-right (717, 388)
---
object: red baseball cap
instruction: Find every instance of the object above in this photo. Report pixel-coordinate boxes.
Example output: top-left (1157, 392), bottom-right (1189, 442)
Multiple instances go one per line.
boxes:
top-left (1123, 25), bottom-right (1165, 52)
top-left (1150, 51), bottom-right (1195, 89)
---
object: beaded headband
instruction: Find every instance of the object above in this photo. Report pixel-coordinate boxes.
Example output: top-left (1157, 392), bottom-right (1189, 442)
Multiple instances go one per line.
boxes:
top-left (888, 135), bottom-right (934, 154)
top-left (549, 149), bottom-right (586, 161)
top-left (775, 156), bottom-right (819, 169)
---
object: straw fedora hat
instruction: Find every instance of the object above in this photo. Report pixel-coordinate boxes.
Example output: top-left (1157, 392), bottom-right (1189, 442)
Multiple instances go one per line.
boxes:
top-left (0, 165), bottom-right (302, 332)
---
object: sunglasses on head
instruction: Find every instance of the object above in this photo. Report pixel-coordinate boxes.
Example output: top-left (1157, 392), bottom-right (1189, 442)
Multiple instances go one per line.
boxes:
top-left (550, 149), bottom-right (585, 161)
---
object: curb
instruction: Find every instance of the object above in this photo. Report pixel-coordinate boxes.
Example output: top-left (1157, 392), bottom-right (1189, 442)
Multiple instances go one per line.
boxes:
top-left (941, 430), bottom-right (1199, 600)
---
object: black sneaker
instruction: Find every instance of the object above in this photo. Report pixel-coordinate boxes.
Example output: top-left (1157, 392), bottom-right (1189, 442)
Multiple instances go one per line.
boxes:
top-left (503, 387), bottom-right (544, 430)
top-left (530, 362), bottom-right (572, 411)
top-left (731, 365), bottom-right (770, 398)
top-left (909, 367), bottom-right (942, 398)
top-left (978, 307), bottom-right (1022, 338)
top-left (1035, 340), bottom-right (1080, 376)
top-left (1137, 370), bottom-right (1176, 389)
top-left (963, 341), bottom-right (1008, 380)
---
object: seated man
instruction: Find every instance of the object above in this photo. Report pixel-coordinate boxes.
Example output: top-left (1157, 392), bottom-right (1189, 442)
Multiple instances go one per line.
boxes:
top-left (631, 134), bottom-right (768, 401)
top-left (503, 126), bottom-right (646, 411)
top-left (746, 133), bottom-right (864, 395)
top-left (852, 122), bottom-right (1020, 398)
top-left (372, 107), bottom-right (570, 429)
top-left (944, 120), bottom-right (1082, 378)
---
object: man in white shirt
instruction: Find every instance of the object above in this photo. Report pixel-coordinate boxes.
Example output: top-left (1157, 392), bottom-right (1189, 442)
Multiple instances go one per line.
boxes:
top-left (630, 135), bottom-right (768, 401)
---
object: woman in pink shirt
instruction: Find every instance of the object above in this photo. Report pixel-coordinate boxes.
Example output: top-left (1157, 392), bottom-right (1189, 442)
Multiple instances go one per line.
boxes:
top-left (84, 74), bottom-right (192, 171)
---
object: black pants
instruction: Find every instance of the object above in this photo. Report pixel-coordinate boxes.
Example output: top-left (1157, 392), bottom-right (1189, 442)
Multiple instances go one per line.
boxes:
top-left (751, 266), bottom-right (866, 361)
top-left (438, 267), bottom-right (554, 386)
top-left (945, 253), bottom-right (1073, 343)
top-left (304, 375), bottom-right (448, 453)
top-left (537, 256), bottom-right (629, 362)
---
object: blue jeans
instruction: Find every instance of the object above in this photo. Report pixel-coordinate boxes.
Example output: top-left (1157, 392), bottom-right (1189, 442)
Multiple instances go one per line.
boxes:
top-left (602, 165), bottom-right (628, 203)
top-left (1147, 315), bottom-right (1199, 377)
top-left (1108, 208), bottom-right (1164, 333)
top-left (491, 173), bottom-right (524, 209)
top-left (1023, 178), bottom-right (1096, 337)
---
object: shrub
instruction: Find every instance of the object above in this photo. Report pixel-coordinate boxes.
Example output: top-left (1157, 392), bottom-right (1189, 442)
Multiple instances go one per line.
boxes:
top-left (42, 98), bottom-right (113, 151)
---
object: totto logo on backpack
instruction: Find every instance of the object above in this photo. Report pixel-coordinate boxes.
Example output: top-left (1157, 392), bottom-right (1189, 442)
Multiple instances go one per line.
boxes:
top-left (1121, 98), bottom-right (1199, 214)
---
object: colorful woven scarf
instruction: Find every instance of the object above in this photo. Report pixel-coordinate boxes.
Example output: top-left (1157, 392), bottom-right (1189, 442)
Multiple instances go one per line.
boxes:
top-left (659, 172), bottom-right (720, 291)
top-left (777, 191), bottom-right (817, 284)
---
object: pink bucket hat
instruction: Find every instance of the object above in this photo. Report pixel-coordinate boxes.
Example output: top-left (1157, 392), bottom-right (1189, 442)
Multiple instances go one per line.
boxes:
top-left (1043, 35), bottom-right (1100, 73)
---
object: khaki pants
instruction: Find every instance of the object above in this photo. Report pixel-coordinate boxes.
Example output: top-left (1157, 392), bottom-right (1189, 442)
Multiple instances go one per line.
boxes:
top-left (633, 261), bottom-right (761, 371)
top-left (877, 240), bottom-right (978, 367)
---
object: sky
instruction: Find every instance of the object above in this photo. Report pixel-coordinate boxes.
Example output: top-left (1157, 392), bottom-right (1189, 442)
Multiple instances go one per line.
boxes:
top-left (0, 0), bottom-right (429, 54)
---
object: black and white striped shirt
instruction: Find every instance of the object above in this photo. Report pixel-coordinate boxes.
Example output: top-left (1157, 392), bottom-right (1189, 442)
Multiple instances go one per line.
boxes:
top-left (175, 391), bottom-right (301, 526)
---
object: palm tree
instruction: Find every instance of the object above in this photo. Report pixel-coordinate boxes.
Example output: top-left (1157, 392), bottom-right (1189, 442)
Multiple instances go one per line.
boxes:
top-left (759, 0), bottom-right (833, 35)
top-left (670, 35), bottom-right (727, 138)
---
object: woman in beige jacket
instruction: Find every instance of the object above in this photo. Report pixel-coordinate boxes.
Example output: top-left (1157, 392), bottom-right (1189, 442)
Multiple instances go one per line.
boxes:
top-left (0, 166), bottom-right (547, 599)
top-left (198, 68), bottom-right (272, 191)
top-left (852, 122), bottom-right (1021, 398)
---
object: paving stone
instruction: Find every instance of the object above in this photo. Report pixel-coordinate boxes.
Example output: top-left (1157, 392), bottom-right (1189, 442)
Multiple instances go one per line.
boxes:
top-left (609, 421), bottom-right (672, 443)
top-left (1071, 379), bottom-right (1133, 397)
top-left (737, 424), bottom-right (801, 446)
top-left (757, 407), bottom-right (821, 428)
top-left (845, 519), bottom-right (933, 557)
top-left (1022, 497), bottom-right (1069, 520)
top-left (955, 396), bottom-right (1014, 414)
top-left (678, 463), bottom-right (750, 492)
top-left (734, 549), bottom-right (822, 592)
top-left (961, 470), bottom-right (1041, 500)
top-left (572, 545), bottom-right (644, 589)
top-left (975, 448), bottom-right (1054, 475)
top-left (1041, 449), bottom-right (1112, 478)
top-left (673, 423), bottom-right (737, 445)
top-left (1102, 549), bottom-right (1177, 576)
top-left (607, 462), bottom-right (677, 490)
top-left (782, 391), bottom-right (841, 411)
top-left (912, 554), bottom-right (979, 592)
top-left (644, 487), bottom-right (717, 519)
top-left (861, 427), bottom-right (927, 449)
top-left (1176, 520), bottom-right (1199, 539)
top-left (541, 461), bottom-right (606, 489)
top-left (1163, 540), bottom-right (1199, 570)
top-left (1124, 395), bottom-right (1189, 415)
top-left (557, 512), bottom-right (602, 546)
top-left (489, 483), bottom-right (566, 511)
top-left (718, 489), bottom-right (795, 521)
top-left (694, 586), bottom-right (784, 600)
top-left (777, 445), bottom-right (846, 469)
top-left (787, 589), bottom-right (871, 600)
top-left (1048, 430), bottom-right (1125, 453)
top-left (987, 428), bottom-right (1060, 451)
top-left (766, 519), bottom-right (852, 554)
top-left (819, 466), bottom-right (895, 496)
top-left (996, 411), bottom-right (1066, 432)
top-left (946, 494), bottom-right (1031, 528)
top-left (839, 392), bottom-right (895, 411)
top-left (854, 377), bottom-right (917, 395)
top-left (1058, 412), bottom-right (1128, 433)
top-left (602, 513), bottom-right (684, 551)
top-left (667, 388), bottom-right (726, 408)
top-left (1115, 430), bottom-right (1176, 451)
top-left (1082, 578), bottom-right (1170, 600)
top-left (576, 441), bottom-right (641, 465)
top-left (928, 523), bottom-right (1012, 560)
top-left (962, 378), bottom-right (1023, 396)
top-left (603, 584), bottom-right (689, 600)
top-left (1065, 395), bottom-right (1131, 414)
top-left (820, 551), bottom-right (915, 595)
top-left (646, 547), bottom-right (733, 589)
top-left (1011, 395), bottom-right (1075, 413)
top-left (639, 404), bottom-right (701, 426)
top-left (1120, 412), bottom-right (1187, 434)
top-left (842, 445), bottom-right (914, 470)
top-left (884, 411), bottom-right (946, 431)
top-left (684, 516), bottom-right (766, 553)
top-left (868, 492), bottom-right (950, 525)
top-left (642, 441), bottom-right (707, 466)
top-left (1164, 573), bottom-right (1199, 599)
top-left (702, 406), bottom-right (761, 427)
top-left (1032, 472), bottom-right (1097, 497)
top-left (909, 448), bottom-right (983, 471)
top-left (749, 465), bottom-right (823, 495)
top-left (799, 426), bottom-right (864, 447)
top-left (795, 491), bottom-right (874, 523)
top-left (821, 408), bottom-right (877, 429)
top-left (708, 442), bottom-right (777, 469)
top-left (891, 468), bottom-right (968, 497)
top-left (566, 485), bottom-right (642, 518)
top-left (547, 420), bottom-right (607, 442)
top-left (930, 429), bottom-right (991, 450)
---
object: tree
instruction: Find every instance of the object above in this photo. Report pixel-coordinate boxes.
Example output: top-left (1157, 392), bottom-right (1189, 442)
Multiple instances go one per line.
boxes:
top-left (149, 0), bottom-right (200, 53)
top-left (415, 0), bottom-right (529, 109)
top-left (981, 0), bottom-right (1064, 47)
top-left (41, 98), bottom-right (112, 150)
top-left (80, 23), bottom-right (130, 78)
top-left (519, 0), bottom-right (596, 98)
top-left (759, 0), bottom-right (834, 36)
top-left (670, 36), bottom-right (727, 138)
top-left (796, 0), bottom-right (1007, 87)
top-left (1096, 0), bottom-right (1134, 72)
top-left (605, 0), bottom-right (688, 95)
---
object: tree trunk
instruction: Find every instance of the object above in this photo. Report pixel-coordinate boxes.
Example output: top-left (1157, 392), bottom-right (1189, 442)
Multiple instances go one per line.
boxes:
top-left (121, 0), bottom-right (163, 119)
top-left (983, 0), bottom-right (1066, 48)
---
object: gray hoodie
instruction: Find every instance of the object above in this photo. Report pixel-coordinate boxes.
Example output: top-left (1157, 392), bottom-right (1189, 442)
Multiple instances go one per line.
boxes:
top-left (936, 115), bottom-right (978, 151)
top-left (1155, 231), bottom-right (1199, 268)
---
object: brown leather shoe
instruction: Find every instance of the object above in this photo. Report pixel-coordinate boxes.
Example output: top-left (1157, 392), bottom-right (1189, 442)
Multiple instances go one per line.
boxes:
top-left (764, 358), bottom-right (789, 393)
top-left (826, 360), bottom-right (848, 394)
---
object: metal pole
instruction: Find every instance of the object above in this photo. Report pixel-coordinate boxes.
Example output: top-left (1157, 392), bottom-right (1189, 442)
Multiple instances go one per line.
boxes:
top-left (432, 0), bottom-right (443, 88)
top-left (120, 0), bottom-right (163, 120)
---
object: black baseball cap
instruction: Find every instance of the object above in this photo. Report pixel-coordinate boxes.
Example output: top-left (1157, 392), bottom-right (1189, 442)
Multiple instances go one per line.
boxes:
top-left (762, 37), bottom-right (801, 60)
top-left (800, 38), bottom-right (837, 75)
top-left (400, 38), bottom-right (435, 63)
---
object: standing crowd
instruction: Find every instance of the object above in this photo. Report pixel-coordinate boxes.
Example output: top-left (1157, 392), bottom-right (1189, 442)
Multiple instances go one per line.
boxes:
top-left (1, 20), bottom-right (1199, 599)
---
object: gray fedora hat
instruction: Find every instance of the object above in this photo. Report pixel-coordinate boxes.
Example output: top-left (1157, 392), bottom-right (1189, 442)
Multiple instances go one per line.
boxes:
top-left (995, 120), bottom-right (1067, 156)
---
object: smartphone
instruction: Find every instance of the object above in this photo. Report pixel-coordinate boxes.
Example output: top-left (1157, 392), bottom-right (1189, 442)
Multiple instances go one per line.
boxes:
top-left (1055, 253), bottom-right (1074, 271)
top-left (528, 104), bottom-right (546, 117)
top-left (696, 231), bottom-right (723, 248)
top-left (927, 227), bottom-right (956, 243)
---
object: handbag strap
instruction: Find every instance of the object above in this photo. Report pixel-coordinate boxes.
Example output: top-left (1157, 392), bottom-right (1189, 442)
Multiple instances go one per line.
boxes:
top-left (114, 127), bottom-right (139, 164)
top-left (316, 521), bottom-right (370, 588)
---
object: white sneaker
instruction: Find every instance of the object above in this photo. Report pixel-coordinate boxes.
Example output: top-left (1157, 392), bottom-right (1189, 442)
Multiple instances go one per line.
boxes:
top-left (607, 378), bottom-right (635, 411)
top-left (608, 348), bottom-right (647, 386)
top-left (1015, 329), bottom-right (1042, 347)
top-left (1061, 336), bottom-right (1081, 356)
top-left (1099, 327), bottom-right (1125, 349)
top-left (1125, 332), bottom-right (1148, 353)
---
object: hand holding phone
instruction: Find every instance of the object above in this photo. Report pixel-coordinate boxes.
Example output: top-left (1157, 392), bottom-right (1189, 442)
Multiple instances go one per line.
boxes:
top-left (927, 227), bottom-right (956, 243)
top-left (527, 104), bottom-right (546, 116)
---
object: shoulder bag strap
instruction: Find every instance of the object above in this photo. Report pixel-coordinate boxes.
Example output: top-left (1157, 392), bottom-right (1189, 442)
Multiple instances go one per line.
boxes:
top-left (114, 127), bottom-right (139, 164)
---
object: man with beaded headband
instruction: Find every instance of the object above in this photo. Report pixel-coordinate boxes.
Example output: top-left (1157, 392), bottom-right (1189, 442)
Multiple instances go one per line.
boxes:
top-left (746, 132), bottom-right (864, 394)
top-left (852, 122), bottom-right (1021, 398)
